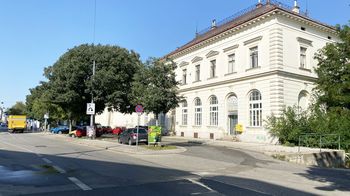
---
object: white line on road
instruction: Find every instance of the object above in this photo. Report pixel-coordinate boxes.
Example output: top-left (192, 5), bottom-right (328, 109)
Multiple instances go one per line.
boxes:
top-left (42, 158), bottom-right (52, 164)
top-left (68, 177), bottom-right (92, 191)
top-left (187, 178), bottom-right (214, 192)
top-left (53, 165), bottom-right (66, 174)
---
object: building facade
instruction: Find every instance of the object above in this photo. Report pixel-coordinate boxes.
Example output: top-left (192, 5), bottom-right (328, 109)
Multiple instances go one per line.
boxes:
top-left (167, 1), bottom-right (338, 143)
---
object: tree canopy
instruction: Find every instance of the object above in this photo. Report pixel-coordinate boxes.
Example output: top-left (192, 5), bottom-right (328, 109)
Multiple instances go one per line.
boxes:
top-left (7, 101), bottom-right (26, 115)
top-left (314, 23), bottom-right (350, 109)
top-left (131, 58), bottom-right (181, 121)
top-left (41, 44), bottom-right (142, 121)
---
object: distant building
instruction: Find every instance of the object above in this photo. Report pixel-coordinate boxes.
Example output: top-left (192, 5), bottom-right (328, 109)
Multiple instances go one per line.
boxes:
top-left (166, 0), bottom-right (339, 143)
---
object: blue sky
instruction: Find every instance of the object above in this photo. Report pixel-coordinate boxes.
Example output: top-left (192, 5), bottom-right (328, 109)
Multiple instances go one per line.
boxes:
top-left (0, 0), bottom-right (349, 108)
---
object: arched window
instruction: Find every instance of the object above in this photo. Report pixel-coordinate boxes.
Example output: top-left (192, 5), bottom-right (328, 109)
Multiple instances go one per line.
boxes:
top-left (249, 90), bottom-right (262, 127)
top-left (209, 96), bottom-right (219, 126)
top-left (194, 98), bottom-right (202, 125)
top-left (181, 100), bottom-right (188, 125)
top-left (298, 91), bottom-right (309, 111)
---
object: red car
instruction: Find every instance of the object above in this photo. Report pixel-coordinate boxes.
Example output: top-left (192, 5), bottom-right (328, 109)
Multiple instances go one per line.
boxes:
top-left (112, 127), bottom-right (126, 135)
top-left (69, 126), bottom-right (87, 138)
top-left (102, 126), bottom-right (113, 134)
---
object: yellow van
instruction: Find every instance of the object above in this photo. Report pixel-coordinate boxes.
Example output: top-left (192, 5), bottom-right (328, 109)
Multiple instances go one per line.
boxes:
top-left (7, 115), bottom-right (27, 133)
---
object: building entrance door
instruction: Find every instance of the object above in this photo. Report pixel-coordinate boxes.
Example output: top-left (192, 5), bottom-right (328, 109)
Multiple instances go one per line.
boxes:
top-left (228, 114), bottom-right (238, 135)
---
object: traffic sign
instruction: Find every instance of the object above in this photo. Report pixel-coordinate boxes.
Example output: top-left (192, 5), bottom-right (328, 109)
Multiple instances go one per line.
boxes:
top-left (135, 104), bottom-right (143, 113)
top-left (44, 113), bottom-right (49, 119)
top-left (86, 103), bottom-right (95, 115)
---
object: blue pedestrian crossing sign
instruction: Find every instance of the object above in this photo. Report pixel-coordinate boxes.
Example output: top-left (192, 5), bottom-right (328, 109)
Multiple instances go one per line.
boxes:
top-left (86, 103), bottom-right (95, 115)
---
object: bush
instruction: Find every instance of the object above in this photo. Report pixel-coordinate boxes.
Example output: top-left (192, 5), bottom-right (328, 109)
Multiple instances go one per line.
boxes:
top-left (266, 106), bottom-right (350, 151)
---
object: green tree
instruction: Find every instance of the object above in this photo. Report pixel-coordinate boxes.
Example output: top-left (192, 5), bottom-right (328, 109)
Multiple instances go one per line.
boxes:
top-left (7, 101), bottom-right (26, 115)
top-left (314, 23), bottom-right (350, 109)
top-left (131, 58), bottom-right (181, 125)
top-left (43, 44), bottom-right (142, 126)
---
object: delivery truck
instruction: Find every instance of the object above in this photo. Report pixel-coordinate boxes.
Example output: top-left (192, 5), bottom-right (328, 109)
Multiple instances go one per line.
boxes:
top-left (7, 115), bottom-right (27, 133)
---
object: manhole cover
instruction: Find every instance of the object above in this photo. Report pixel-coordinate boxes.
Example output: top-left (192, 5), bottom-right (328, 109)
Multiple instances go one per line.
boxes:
top-left (35, 145), bottom-right (47, 148)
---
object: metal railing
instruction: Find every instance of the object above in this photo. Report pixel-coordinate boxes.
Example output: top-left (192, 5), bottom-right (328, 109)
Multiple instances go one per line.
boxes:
top-left (197, 0), bottom-right (309, 37)
top-left (298, 133), bottom-right (341, 153)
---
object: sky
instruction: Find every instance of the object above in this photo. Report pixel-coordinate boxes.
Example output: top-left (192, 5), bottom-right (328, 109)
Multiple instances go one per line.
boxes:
top-left (0, 0), bottom-right (349, 109)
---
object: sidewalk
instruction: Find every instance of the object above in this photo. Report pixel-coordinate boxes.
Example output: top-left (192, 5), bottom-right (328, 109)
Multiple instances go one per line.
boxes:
top-left (162, 136), bottom-right (342, 155)
top-left (161, 136), bottom-right (346, 168)
top-left (45, 133), bottom-right (187, 155)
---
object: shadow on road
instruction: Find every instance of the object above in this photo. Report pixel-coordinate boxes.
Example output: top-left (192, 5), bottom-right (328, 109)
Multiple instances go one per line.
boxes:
top-left (296, 167), bottom-right (350, 192)
top-left (0, 148), bottom-right (317, 196)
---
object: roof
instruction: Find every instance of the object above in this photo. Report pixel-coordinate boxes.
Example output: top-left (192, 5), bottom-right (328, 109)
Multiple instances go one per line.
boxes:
top-left (166, 1), bottom-right (337, 59)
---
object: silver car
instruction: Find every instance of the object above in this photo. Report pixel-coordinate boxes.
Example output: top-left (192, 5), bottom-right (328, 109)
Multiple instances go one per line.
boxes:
top-left (118, 128), bottom-right (148, 145)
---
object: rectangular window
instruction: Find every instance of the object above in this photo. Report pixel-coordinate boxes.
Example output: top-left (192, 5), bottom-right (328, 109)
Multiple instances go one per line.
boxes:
top-left (194, 107), bottom-right (202, 125)
top-left (209, 106), bottom-right (218, 126)
top-left (300, 47), bottom-right (307, 68)
top-left (250, 46), bottom-right (258, 68)
top-left (210, 60), bottom-right (216, 78)
top-left (228, 54), bottom-right (235, 73)
top-left (182, 69), bottom-right (187, 85)
top-left (195, 65), bottom-right (200, 81)
top-left (182, 109), bottom-right (187, 125)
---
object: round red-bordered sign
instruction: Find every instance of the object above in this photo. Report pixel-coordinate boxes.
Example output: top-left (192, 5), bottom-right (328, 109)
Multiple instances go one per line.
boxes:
top-left (135, 104), bottom-right (143, 113)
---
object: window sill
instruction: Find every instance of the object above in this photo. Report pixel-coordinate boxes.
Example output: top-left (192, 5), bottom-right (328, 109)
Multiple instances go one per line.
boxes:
top-left (224, 72), bottom-right (237, 76)
top-left (299, 67), bottom-right (312, 72)
top-left (207, 76), bottom-right (218, 80)
top-left (192, 125), bottom-right (202, 127)
top-left (245, 66), bottom-right (261, 72)
top-left (179, 125), bottom-right (188, 127)
top-left (207, 125), bottom-right (218, 128)
top-left (246, 126), bottom-right (263, 129)
top-left (193, 80), bottom-right (201, 84)
top-left (180, 83), bottom-right (187, 86)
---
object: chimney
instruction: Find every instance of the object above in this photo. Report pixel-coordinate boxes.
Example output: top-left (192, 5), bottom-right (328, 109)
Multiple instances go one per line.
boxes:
top-left (256, 0), bottom-right (263, 8)
top-left (292, 0), bottom-right (300, 13)
top-left (211, 19), bottom-right (217, 29)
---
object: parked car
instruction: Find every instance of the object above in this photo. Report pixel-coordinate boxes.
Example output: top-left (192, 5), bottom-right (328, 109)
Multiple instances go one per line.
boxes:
top-left (102, 126), bottom-right (112, 134)
top-left (95, 123), bottom-right (104, 137)
top-left (135, 126), bottom-right (149, 131)
top-left (50, 125), bottom-right (69, 134)
top-left (118, 128), bottom-right (148, 145)
top-left (69, 126), bottom-right (86, 138)
top-left (112, 127), bottom-right (126, 135)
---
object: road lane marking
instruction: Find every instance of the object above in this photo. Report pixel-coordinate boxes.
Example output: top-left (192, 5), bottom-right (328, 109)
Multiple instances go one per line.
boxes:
top-left (42, 158), bottom-right (52, 164)
top-left (53, 165), bottom-right (66, 174)
top-left (187, 178), bottom-right (214, 192)
top-left (68, 177), bottom-right (92, 191)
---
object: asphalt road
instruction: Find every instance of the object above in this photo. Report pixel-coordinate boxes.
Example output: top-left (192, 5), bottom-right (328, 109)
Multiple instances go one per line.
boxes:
top-left (0, 130), bottom-right (349, 195)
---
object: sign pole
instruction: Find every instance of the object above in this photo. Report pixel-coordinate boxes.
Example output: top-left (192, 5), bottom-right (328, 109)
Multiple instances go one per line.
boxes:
top-left (136, 113), bottom-right (140, 148)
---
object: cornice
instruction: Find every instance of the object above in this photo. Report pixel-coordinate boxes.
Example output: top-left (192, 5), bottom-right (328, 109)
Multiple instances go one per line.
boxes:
top-left (205, 50), bottom-right (220, 58)
top-left (191, 56), bottom-right (203, 63)
top-left (178, 70), bottom-right (317, 93)
top-left (297, 37), bottom-right (313, 46)
top-left (223, 44), bottom-right (239, 53)
top-left (168, 8), bottom-right (337, 60)
top-left (243, 36), bottom-right (263, 45)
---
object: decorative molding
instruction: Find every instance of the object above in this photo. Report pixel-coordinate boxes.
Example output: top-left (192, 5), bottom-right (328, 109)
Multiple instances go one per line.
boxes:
top-left (179, 70), bottom-right (317, 93)
top-left (205, 50), bottom-right (219, 58)
top-left (191, 56), bottom-right (203, 63)
top-left (243, 36), bottom-right (263, 45)
top-left (297, 37), bottom-right (313, 46)
top-left (223, 44), bottom-right (239, 53)
top-left (178, 61), bottom-right (189, 67)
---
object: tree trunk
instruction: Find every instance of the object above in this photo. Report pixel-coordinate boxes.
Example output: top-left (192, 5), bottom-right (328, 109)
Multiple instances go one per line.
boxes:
top-left (155, 113), bottom-right (159, 126)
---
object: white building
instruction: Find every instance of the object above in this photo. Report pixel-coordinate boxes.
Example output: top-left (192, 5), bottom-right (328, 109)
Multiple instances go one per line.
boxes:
top-left (166, 0), bottom-right (338, 143)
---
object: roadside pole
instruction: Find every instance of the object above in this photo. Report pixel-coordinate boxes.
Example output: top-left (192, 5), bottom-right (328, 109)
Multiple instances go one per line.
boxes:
top-left (135, 104), bottom-right (144, 149)
top-left (44, 113), bottom-right (49, 132)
